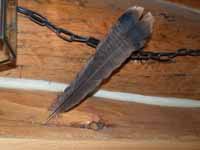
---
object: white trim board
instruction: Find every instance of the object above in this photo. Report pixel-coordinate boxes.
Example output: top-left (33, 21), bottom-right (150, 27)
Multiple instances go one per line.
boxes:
top-left (0, 77), bottom-right (200, 108)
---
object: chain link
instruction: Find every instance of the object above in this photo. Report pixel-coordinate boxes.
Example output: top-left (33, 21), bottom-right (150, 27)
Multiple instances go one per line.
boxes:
top-left (17, 6), bottom-right (200, 62)
top-left (131, 48), bottom-right (200, 62)
top-left (17, 6), bottom-right (100, 48)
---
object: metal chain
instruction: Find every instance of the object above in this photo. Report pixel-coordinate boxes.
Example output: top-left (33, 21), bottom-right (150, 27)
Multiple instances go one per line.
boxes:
top-left (17, 6), bottom-right (100, 48)
top-left (17, 6), bottom-right (200, 62)
top-left (131, 48), bottom-right (200, 62)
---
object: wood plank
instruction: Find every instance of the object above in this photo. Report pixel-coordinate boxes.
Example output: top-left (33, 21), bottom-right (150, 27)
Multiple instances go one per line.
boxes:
top-left (0, 89), bottom-right (200, 142)
top-left (168, 0), bottom-right (200, 8)
top-left (0, 0), bottom-right (200, 148)
top-left (0, 0), bottom-right (199, 99)
top-left (1, 138), bottom-right (200, 150)
top-left (19, 63), bottom-right (200, 99)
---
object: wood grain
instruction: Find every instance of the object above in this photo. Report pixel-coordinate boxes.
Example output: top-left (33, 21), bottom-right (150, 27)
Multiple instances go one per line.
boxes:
top-left (168, 0), bottom-right (200, 8)
top-left (1, 139), bottom-right (200, 150)
top-left (0, 0), bottom-right (200, 149)
top-left (0, 89), bottom-right (200, 148)
top-left (2, 0), bottom-right (199, 99)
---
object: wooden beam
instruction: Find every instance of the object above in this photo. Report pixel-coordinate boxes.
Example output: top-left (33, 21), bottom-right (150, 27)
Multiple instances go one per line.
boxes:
top-left (0, 0), bottom-right (199, 99)
top-left (0, 138), bottom-right (200, 150)
top-left (167, 0), bottom-right (200, 8)
top-left (0, 89), bottom-right (200, 140)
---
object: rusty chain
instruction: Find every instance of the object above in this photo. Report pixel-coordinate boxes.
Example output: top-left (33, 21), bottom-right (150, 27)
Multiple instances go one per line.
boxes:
top-left (17, 6), bottom-right (200, 62)
top-left (17, 6), bottom-right (100, 48)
